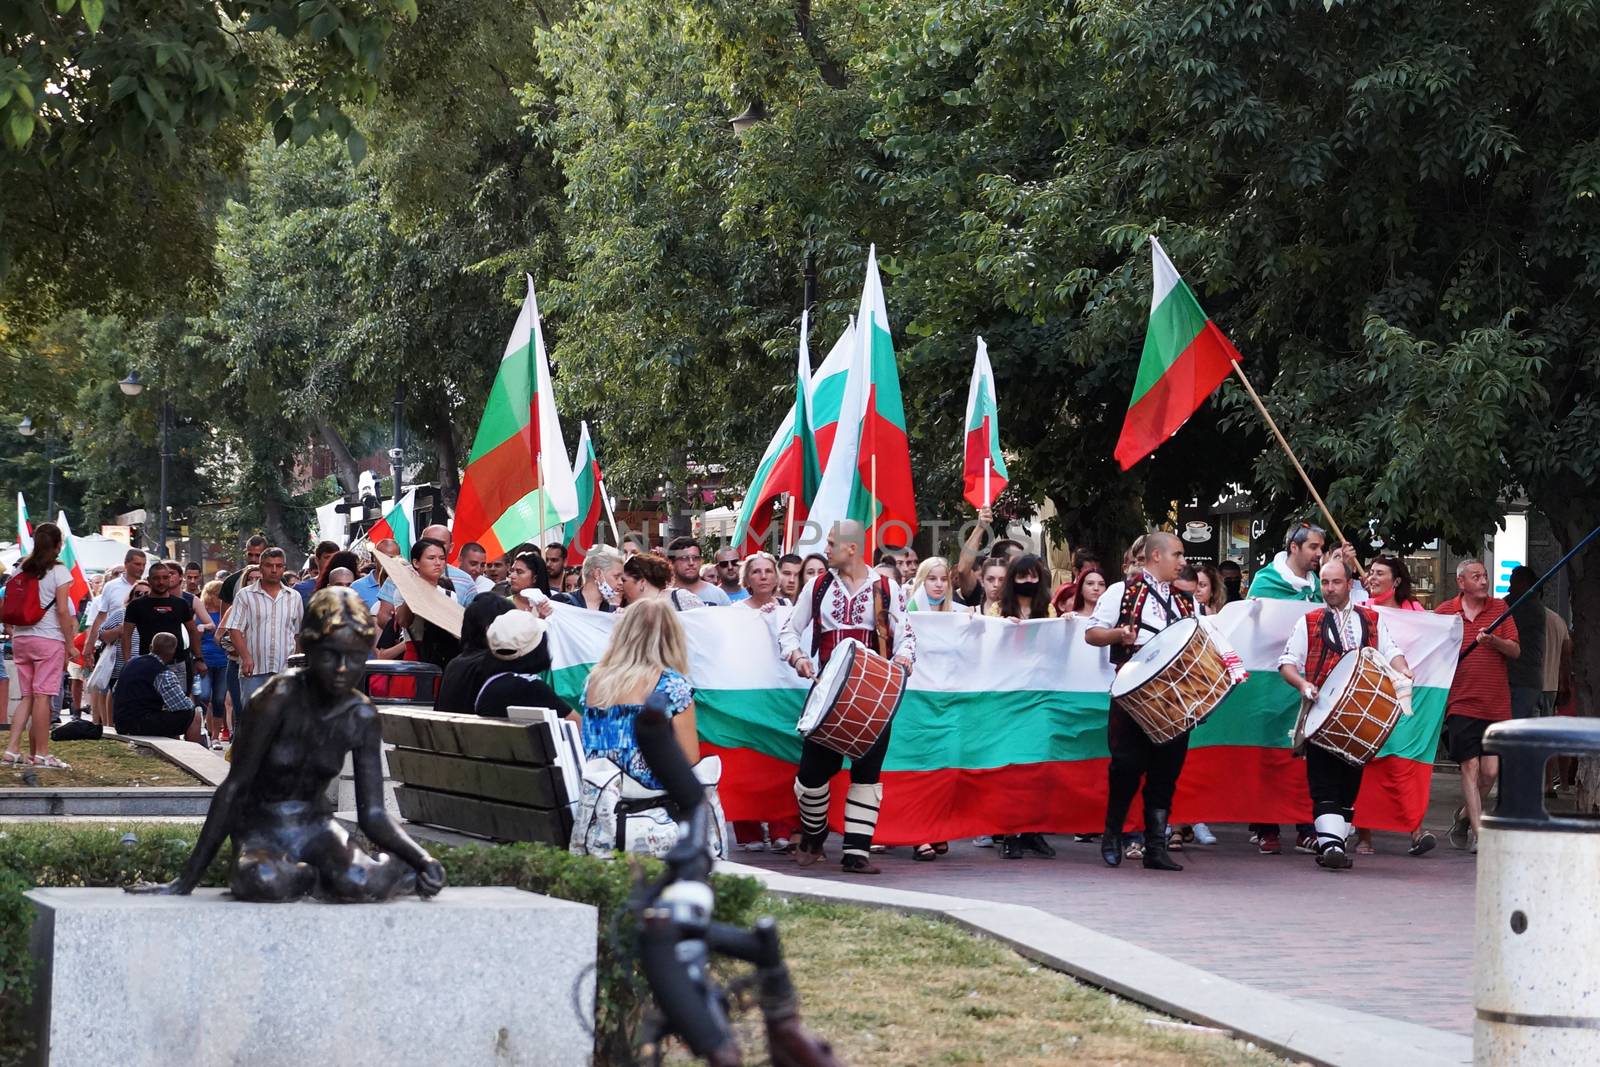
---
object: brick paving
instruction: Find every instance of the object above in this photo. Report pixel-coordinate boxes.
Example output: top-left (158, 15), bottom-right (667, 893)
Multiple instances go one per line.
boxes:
top-left (740, 770), bottom-right (1479, 1037)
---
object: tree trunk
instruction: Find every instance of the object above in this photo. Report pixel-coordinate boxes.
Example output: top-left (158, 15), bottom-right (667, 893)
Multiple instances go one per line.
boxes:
top-left (314, 419), bottom-right (362, 496)
top-left (260, 495), bottom-right (303, 566)
top-left (431, 409), bottom-right (461, 510)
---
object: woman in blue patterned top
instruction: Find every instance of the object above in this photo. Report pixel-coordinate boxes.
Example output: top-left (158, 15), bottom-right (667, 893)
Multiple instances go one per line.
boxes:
top-left (579, 598), bottom-right (698, 789)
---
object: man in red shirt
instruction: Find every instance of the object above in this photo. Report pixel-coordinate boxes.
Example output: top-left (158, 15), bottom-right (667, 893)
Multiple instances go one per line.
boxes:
top-left (1436, 558), bottom-right (1520, 851)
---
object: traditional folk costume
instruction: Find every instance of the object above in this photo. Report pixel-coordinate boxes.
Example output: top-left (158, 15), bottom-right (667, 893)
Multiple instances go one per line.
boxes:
top-left (1091, 570), bottom-right (1198, 871)
top-left (1279, 603), bottom-right (1404, 869)
top-left (778, 571), bottom-right (916, 870)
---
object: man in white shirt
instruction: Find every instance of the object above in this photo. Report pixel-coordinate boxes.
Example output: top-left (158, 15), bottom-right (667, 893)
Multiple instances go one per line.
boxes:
top-left (84, 549), bottom-right (146, 671)
top-left (778, 520), bottom-right (915, 874)
top-left (1086, 531), bottom-right (1193, 872)
top-left (226, 548), bottom-right (304, 725)
top-left (667, 536), bottom-right (731, 605)
top-left (1278, 558), bottom-right (1412, 870)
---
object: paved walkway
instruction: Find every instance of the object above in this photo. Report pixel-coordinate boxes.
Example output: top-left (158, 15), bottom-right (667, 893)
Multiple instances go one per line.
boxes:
top-left (739, 769), bottom-right (1478, 1037)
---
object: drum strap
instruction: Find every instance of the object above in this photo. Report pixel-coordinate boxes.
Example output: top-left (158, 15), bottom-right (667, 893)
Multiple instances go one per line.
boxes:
top-left (1308, 606), bottom-right (1378, 689)
top-left (810, 571), bottom-right (834, 659)
top-left (809, 571), bottom-right (895, 661)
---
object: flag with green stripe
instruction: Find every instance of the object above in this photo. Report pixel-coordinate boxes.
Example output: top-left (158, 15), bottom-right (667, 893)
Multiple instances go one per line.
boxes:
top-left (1115, 236), bottom-right (1241, 470)
top-left (452, 275), bottom-right (579, 560)
top-left (543, 600), bottom-right (1460, 841)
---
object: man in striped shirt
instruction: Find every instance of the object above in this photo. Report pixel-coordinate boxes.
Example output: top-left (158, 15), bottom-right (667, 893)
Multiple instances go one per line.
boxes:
top-left (226, 547), bottom-right (304, 727)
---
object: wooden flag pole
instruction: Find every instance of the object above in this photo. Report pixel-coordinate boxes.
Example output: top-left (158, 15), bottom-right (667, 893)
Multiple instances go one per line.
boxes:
top-left (983, 456), bottom-right (992, 509)
top-left (784, 492), bottom-right (796, 555)
top-left (870, 454), bottom-right (880, 558)
top-left (1228, 361), bottom-right (1365, 579)
top-left (600, 475), bottom-right (622, 547)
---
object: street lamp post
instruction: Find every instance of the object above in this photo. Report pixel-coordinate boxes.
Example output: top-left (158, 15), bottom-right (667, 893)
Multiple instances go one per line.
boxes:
top-left (119, 371), bottom-right (171, 555)
top-left (17, 416), bottom-right (58, 516)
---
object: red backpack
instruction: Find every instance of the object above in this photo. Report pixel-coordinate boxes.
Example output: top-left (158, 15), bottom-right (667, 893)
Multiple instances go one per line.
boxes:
top-left (0, 570), bottom-right (55, 627)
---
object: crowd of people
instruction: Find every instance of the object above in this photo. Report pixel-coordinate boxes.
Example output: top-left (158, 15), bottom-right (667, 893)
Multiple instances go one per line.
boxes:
top-left (0, 509), bottom-right (1581, 881)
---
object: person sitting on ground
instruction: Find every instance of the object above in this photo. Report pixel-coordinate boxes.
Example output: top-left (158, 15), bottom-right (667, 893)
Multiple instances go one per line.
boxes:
top-left (113, 632), bottom-right (204, 744)
top-left (473, 611), bottom-right (573, 720)
top-left (435, 596), bottom-right (517, 714)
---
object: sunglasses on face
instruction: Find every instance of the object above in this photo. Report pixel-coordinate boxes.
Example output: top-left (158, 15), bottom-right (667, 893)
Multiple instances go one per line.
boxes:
top-left (717, 560), bottom-right (739, 567)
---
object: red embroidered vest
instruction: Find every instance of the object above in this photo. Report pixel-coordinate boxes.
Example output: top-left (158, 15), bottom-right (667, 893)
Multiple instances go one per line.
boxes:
top-left (1111, 574), bottom-right (1195, 667)
top-left (1304, 605), bottom-right (1380, 689)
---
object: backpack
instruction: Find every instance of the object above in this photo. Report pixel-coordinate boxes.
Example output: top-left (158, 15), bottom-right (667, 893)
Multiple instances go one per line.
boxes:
top-left (0, 570), bottom-right (54, 627)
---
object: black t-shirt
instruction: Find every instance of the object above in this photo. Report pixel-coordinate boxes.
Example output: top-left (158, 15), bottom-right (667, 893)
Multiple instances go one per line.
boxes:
top-left (474, 671), bottom-right (573, 720)
top-left (124, 595), bottom-right (195, 658)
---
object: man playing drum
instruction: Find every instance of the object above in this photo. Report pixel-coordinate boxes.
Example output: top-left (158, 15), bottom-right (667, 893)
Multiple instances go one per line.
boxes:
top-left (779, 520), bottom-right (916, 874)
top-left (1278, 559), bottom-right (1413, 870)
top-left (1086, 531), bottom-right (1193, 872)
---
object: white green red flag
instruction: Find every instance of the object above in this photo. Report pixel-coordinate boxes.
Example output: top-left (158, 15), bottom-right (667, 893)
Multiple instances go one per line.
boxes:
top-left (16, 492), bottom-right (33, 553)
top-left (543, 600), bottom-right (1460, 841)
top-left (367, 487), bottom-right (419, 554)
top-left (562, 421), bottom-right (606, 563)
top-left (730, 313), bottom-right (826, 554)
top-left (452, 275), bottom-right (579, 561)
top-left (53, 510), bottom-right (91, 608)
top-left (803, 247), bottom-right (916, 553)
top-left (961, 336), bottom-right (1008, 508)
top-left (1114, 236), bottom-right (1242, 470)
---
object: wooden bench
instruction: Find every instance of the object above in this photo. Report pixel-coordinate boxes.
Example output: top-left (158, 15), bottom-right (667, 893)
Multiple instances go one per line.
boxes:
top-left (378, 707), bottom-right (579, 847)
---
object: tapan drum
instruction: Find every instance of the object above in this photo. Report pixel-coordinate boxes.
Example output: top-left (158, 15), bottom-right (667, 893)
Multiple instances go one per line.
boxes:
top-left (1303, 648), bottom-right (1403, 766)
top-left (1109, 618), bottom-right (1236, 743)
top-left (795, 638), bottom-right (906, 758)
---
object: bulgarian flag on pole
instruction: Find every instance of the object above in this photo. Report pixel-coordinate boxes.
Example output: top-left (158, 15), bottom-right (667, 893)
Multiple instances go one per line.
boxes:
top-left (805, 247), bottom-right (916, 553)
top-left (452, 275), bottom-right (579, 561)
top-left (367, 487), bottom-right (419, 554)
top-left (731, 317), bottom-right (849, 555)
top-left (53, 511), bottom-right (91, 609)
top-left (961, 336), bottom-right (1008, 509)
top-left (562, 421), bottom-right (606, 564)
top-left (1114, 236), bottom-right (1242, 470)
top-left (730, 313), bottom-right (824, 555)
top-left (16, 492), bottom-right (33, 553)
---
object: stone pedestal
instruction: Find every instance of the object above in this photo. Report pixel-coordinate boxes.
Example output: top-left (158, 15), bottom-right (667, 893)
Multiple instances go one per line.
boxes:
top-left (26, 887), bottom-right (596, 1067)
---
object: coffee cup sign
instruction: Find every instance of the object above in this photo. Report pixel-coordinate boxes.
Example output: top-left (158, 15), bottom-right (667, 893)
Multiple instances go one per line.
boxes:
top-left (1181, 521), bottom-right (1213, 544)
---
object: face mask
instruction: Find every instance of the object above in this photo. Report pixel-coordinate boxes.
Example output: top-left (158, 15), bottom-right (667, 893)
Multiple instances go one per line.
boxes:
top-left (924, 591), bottom-right (946, 605)
top-left (1013, 580), bottom-right (1040, 594)
top-left (1224, 577), bottom-right (1242, 597)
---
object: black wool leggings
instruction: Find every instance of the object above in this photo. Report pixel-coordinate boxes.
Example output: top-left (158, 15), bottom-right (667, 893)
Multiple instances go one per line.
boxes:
top-left (1106, 705), bottom-right (1190, 822)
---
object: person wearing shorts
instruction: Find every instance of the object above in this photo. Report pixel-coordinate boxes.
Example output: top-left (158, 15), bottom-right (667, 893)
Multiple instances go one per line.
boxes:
top-left (4, 524), bottom-right (77, 770)
top-left (1436, 559), bottom-right (1520, 851)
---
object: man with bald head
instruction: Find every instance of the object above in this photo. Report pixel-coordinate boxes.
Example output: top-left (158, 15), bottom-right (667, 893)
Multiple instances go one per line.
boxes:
top-left (778, 520), bottom-right (916, 875)
top-left (1279, 558), bottom-right (1412, 870)
top-left (1086, 530), bottom-right (1195, 872)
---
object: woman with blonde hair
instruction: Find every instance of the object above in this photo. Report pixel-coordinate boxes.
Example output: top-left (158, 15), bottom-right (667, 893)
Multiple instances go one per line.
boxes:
top-left (576, 598), bottom-right (699, 788)
top-left (907, 557), bottom-right (967, 614)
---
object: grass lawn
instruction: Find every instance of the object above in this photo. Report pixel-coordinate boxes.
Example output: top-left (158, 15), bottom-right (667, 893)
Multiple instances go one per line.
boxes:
top-left (681, 898), bottom-right (1288, 1066)
top-left (0, 738), bottom-right (202, 787)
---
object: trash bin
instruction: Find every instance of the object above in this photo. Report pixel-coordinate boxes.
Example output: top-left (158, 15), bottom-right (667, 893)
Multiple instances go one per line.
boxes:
top-left (1475, 717), bottom-right (1600, 1063)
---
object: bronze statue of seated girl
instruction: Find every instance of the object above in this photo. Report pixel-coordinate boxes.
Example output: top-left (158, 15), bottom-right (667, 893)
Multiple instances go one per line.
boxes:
top-left (130, 587), bottom-right (446, 902)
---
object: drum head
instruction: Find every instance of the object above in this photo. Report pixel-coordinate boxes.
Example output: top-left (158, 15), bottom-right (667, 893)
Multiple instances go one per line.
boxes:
top-left (797, 638), bottom-right (860, 734)
top-left (1110, 617), bottom-right (1199, 698)
top-left (1304, 651), bottom-right (1361, 735)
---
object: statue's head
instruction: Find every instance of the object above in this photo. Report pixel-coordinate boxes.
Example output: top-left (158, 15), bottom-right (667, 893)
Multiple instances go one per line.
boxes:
top-left (301, 587), bottom-right (378, 698)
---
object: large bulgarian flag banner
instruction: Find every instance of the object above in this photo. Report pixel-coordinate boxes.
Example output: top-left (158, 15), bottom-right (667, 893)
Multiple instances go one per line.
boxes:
top-left (452, 275), bottom-right (579, 561)
top-left (1114, 236), bottom-right (1241, 470)
top-left (544, 600), bottom-right (1461, 840)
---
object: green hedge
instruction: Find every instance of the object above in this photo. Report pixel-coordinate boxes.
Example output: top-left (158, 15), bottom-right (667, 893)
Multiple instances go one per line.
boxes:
top-left (0, 824), bottom-right (761, 1067)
